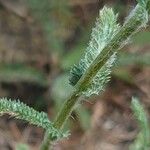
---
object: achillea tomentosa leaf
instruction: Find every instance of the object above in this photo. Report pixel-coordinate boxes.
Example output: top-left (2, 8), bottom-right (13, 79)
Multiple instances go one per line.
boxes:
top-left (124, 2), bottom-right (149, 30)
top-left (137, 0), bottom-right (150, 8)
top-left (0, 98), bottom-right (67, 140)
top-left (70, 7), bottom-right (120, 96)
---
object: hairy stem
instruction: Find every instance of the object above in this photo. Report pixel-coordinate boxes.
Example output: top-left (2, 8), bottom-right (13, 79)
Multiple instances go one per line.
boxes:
top-left (41, 91), bottom-right (79, 150)
top-left (41, 2), bottom-right (150, 150)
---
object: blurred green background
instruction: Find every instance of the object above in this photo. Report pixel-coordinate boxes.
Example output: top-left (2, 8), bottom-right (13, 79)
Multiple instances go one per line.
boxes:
top-left (0, 0), bottom-right (149, 149)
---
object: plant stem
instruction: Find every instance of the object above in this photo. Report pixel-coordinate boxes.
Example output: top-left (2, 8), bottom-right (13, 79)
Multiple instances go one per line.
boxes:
top-left (40, 132), bottom-right (52, 150)
top-left (41, 91), bottom-right (80, 150)
top-left (53, 90), bottom-right (80, 129)
top-left (41, 3), bottom-right (150, 150)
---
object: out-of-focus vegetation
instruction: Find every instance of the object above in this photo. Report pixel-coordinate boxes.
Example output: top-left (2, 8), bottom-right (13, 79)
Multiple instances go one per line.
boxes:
top-left (0, 63), bottom-right (48, 86)
top-left (130, 97), bottom-right (150, 150)
top-left (16, 143), bottom-right (29, 150)
top-left (27, 0), bottom-right (74, 55)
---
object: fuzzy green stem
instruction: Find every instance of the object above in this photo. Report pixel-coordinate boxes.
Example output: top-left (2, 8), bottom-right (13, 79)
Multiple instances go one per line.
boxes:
top-left (40, 133), bottom-right (53, 150)
top-left (41, 91), bottom-right (80, 150)
top-left (41, 2), bottom-right (150, 150)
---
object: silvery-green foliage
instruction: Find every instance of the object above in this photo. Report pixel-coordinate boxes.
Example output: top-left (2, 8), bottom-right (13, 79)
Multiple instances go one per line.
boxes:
top-left (0, 98), bottom-right (67, 140)
top-left (82, 54), bottom-right (116, 97)
top-left (42, 0), bottom-right (150, 149)
top-left (137, 0), bottom-right (150, 11)
top-left (124, 1), bottom-right (149, 32)
top-left (130, 97), bottom-right (150, 150)
top-left (70, 7), bottom-right (120, 96)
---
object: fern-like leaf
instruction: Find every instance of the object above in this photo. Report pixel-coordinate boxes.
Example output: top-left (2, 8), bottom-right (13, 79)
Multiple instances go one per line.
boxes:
top-left (69, 7), bottom-right (120, 96)
top-left (137, 0), bottom-right (150, 12)
top-left (0, 98), bottom-right (67, 140)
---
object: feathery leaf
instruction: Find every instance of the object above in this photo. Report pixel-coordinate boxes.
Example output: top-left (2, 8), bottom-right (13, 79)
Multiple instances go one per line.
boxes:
top-left (0, 98), bottom-right (67, 140)
top-left (70, 7), bottom-right (120, 96)
top-left (137, 0), bottom-right (150, 10)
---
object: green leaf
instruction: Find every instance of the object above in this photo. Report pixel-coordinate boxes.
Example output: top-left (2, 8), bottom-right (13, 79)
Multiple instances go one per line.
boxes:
top-left (0, 98), bottom-right (67, 140)
top-left (70, 7), bottom-right (120, 96)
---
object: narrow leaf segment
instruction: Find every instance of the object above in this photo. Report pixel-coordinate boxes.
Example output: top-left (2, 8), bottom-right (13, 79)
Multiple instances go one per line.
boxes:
top-left (0, 98), bottom-right (67, 140)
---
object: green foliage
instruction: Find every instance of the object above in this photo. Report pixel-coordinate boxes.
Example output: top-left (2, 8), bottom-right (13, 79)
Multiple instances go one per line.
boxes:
top-left (0, 0), bottom-right (150, 150)
top-left (130, 97), bottom-right (150, 150)
top-left (70, 7), bottom-right (120, 96)
top-left (69, 0), bottom-right (150, 97)
top-left (137, 0), bottom-right (150, 13)
top-left (0, 98), bottom-right (67, 140)
top-left (0, 63), bottom-right (48, 87)
top-left (53, 0), bottom-right (150, 130)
